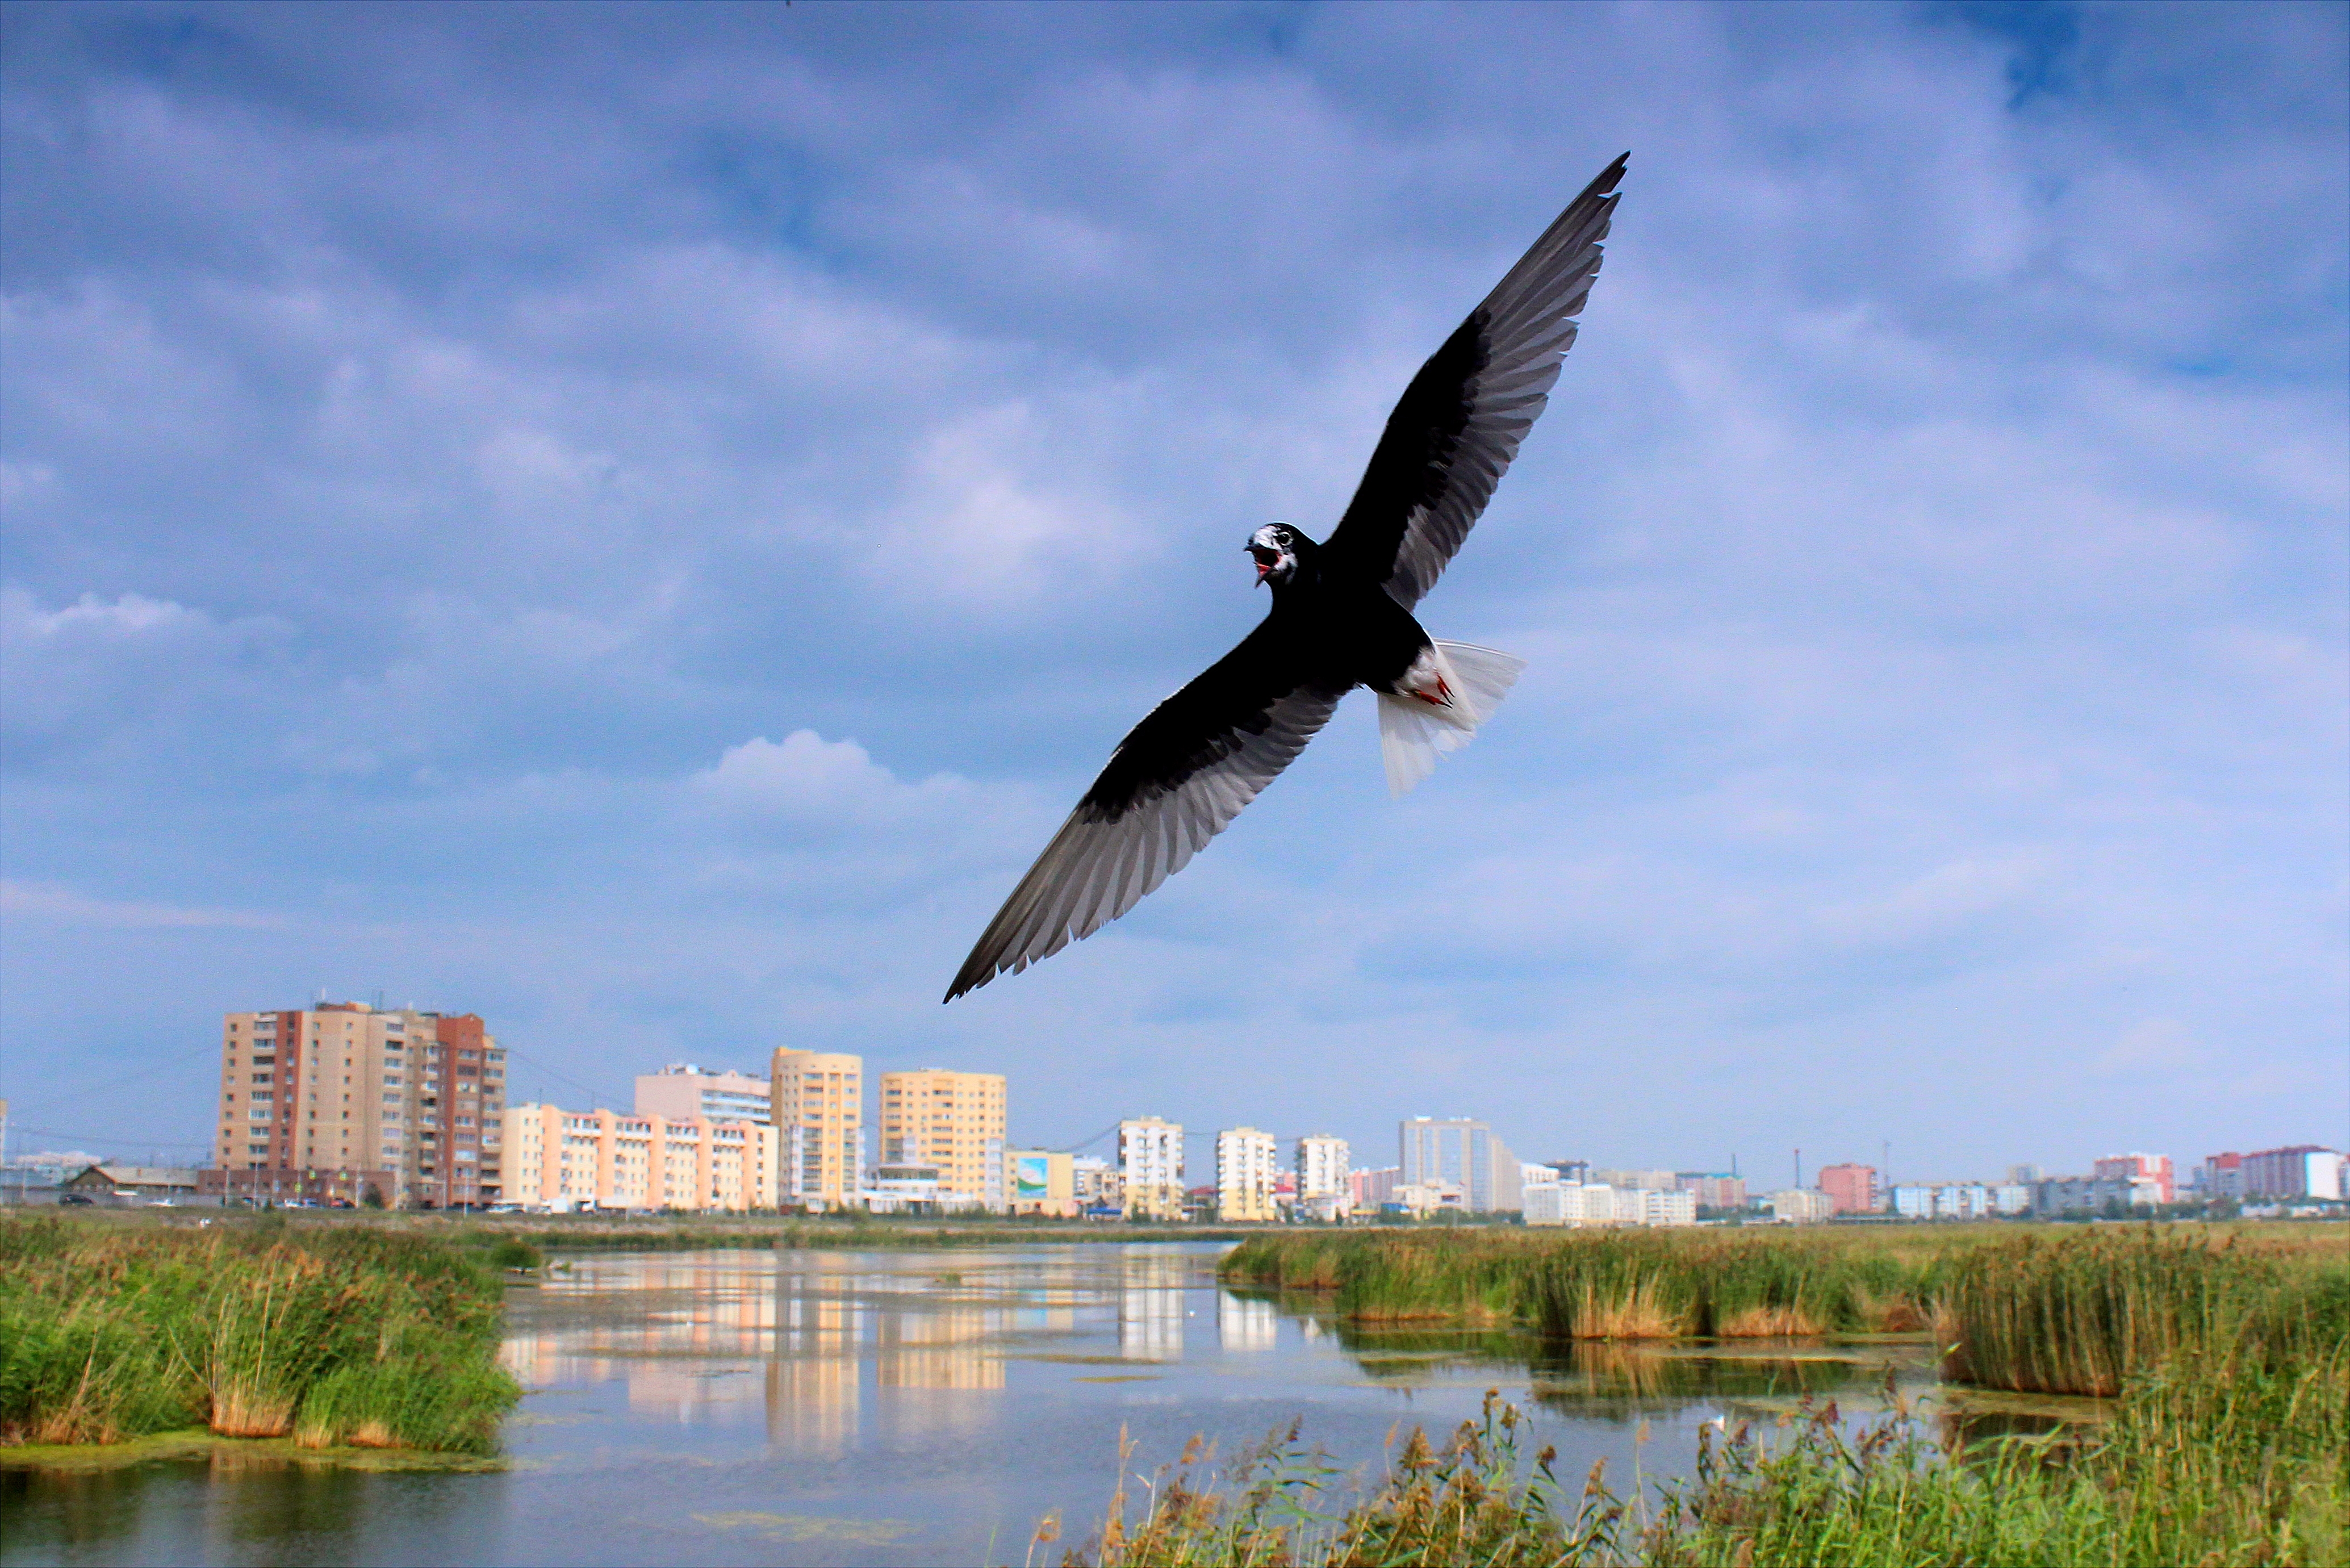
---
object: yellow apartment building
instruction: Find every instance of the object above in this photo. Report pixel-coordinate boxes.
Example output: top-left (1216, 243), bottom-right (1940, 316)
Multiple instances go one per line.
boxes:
top-left (771, 1048), bottom-right (864, 1210)
top-left (879, 1068), bottom-right (1006, 1211)
top-left (501, 1103), bottom-right (779, 1211)
top-left (1118, 1117), bottom-right (1184, 1220)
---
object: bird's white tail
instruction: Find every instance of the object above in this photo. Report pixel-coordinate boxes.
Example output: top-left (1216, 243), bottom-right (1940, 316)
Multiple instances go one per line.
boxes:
top-left (1377, 641), bottom-right (1527, 796)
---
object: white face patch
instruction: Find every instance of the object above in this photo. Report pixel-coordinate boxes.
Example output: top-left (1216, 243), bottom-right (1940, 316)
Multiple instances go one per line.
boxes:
top-left (1248, 524), bottom-right (1299, 586)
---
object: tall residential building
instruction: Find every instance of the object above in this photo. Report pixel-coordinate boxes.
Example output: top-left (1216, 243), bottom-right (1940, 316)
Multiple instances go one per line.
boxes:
top-left (1215, 1127), bottom-right (1279, 1222)
top-left (1295, 1135), bottom-right (1351, 1220)
top-left (1118, 1117), bottom-right (1184, 1220)
top-left (2238, 1145), bottom-right (2343, 1201)
top-left (635, 1063), bottom-right (773, 1126)
top-left (879, 1069), bottom-right (1007, 1211)
top-left (503, 1104), bottom-right (779, 1211)
top-left (208, 1002), bottom-right (505, 1208)
top-left (770, 1048), bottom-right (864, 1211)
top-left (1676, 1172), bottom-right (1749, 1211)
top-left (1814, 1163), bottom-right (1879, 1214)
top-left (2092, 1152), bottom-right (2175, 1204)
top-left (1399, 1118), bottom-right (1521, 1213)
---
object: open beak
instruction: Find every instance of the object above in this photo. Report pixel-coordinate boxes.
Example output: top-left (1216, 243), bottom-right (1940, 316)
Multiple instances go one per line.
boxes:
top-left (1247, 547), bottom-right (1277, 584)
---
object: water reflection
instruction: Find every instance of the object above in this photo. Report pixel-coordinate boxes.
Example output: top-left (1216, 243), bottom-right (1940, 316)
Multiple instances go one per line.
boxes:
top-left (2, 1244), bottom-right (1960, 1568)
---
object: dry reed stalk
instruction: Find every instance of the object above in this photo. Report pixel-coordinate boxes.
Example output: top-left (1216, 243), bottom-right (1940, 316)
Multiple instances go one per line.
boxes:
top-left (1713, 1304), bottom-right (1823, 1337)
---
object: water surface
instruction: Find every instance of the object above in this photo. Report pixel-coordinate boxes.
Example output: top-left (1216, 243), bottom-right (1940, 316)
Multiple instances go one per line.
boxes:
top-left (2, 1243), bottom-right (1938, 1566)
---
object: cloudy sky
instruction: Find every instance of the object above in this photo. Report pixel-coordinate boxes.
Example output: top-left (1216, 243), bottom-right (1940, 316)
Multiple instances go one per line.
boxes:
top-left (3, 1), bottom-right (2343, 1182)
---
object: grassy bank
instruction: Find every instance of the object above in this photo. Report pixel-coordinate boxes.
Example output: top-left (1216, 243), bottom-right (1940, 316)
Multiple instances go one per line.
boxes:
top-left (1048, 1341), bottom-right (2349, 1566)
top-left (0, 1215), bottom-right (520, 1453)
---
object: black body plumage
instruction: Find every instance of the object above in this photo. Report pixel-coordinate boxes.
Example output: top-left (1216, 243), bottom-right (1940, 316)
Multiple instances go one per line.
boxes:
top-left (946, 154), bottom-right (1625, 1002)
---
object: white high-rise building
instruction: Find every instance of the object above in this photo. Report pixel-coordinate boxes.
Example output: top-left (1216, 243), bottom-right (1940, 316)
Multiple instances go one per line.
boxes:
top-left (1399, 1118), bottom-right (1521, 1212)
top-left (1216, 1127), bottom-right (1279, 1222)
top-left (1296, 1135), bottom-right (1352, 1220)
top-left (1119, 1117), bottom-right (1184, 1220)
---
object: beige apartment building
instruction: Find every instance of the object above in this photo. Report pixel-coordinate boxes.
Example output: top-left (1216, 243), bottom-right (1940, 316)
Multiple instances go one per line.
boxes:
top-left (879, 1068), bottom-right (1006, 1211)
top-left (502, 1104), bottom-right (779, 1211)
top-left (1215, 1127), bottom-right (1280, 1222)
top-left (771, 1048), bottom-right (863, 1210)
top-left (210, 1002), bottom-right (507, 1207)
top-left (634, 1063), bottom-right (772, 1125)
top-left (1118, 1117), bottom-right (1184, 1220)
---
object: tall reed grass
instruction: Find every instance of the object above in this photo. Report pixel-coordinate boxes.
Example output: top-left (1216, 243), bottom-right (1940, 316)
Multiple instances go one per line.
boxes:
top-left (1936, 1227), bottom-right (2350, 1396)
top-left (1222, 1230), bottom-right (1937, 1340)
top-left (1047, 1341), bottom-right (2349, 1567)
top-left (0, 1216), bottom-right (519, 1453)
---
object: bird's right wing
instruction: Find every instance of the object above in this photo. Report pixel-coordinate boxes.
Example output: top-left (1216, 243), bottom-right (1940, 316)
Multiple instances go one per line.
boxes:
top-left (946, 624), bottom-right (1345, 1002)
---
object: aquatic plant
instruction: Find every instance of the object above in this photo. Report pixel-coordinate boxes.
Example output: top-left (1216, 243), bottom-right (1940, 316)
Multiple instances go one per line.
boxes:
top-left (1052, 1339), bottom-right (2349, 1567)
top-left (0, 1215), bottom-right (518, 1454)
top-left (1936, 1228), bottom-right (2350, 1396)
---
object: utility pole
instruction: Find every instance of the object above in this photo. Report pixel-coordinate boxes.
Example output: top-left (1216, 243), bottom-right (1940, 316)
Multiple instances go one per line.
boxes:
top-left (1794, 1147), bottom-right (1802, 1189)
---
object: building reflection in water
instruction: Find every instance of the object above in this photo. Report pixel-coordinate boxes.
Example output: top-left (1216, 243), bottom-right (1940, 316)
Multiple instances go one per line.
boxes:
top-left (1218, 1292), bottom-right (1277, 1352)
top-left (506, 1247), bottom-right (1214, 1456)
top-left (1119, 1249), bottom-right (1188, 1361)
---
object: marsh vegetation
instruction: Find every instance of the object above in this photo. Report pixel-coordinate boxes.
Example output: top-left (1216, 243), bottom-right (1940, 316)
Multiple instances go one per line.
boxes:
top-left (0, 1215), bottom-right (521, 1454)
top-left (1055, 1224), bottom-right (2350, 1565)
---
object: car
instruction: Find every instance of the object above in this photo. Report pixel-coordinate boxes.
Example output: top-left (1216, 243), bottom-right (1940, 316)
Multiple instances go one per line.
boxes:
top-left (58, 1193), bottom-right (95, 1206)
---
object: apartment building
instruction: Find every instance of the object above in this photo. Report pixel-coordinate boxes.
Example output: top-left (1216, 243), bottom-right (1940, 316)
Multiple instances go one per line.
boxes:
top-left (503, 1104), bottom-right (779, 1211)
top-left (1215, 1127), bottom-right (1279, 1222)
top-left (1677, 1172), bottom-right (1750, 1211)
top-left (208, 1002), bottom-right (506, 1208)
top-left (2093, 1152), bottom-right (2175, 1204)
top-left (635, 1063), bottom-right (772, 1126)
top-left (1295, 1135), bottom-right (1350, 1220)
top-left (1814, 1163), bottom-right (1878, 1214)
top-left (2237, 1146), bottom-right (2341, 1201)
top-left (1525, 1183), bottom-right (1698, 1228)
top-left (1118, 1117), bottom-right (1183, 1220)
top-left (770, 1048), bottom-right (863, 1210)
top-left (880, 1069), bottom-right (1007, 1211)
top-left (1400, 1118), bottom-right (1521, 1213)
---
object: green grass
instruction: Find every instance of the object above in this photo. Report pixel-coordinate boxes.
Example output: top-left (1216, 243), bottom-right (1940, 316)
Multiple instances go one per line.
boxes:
top-left (0, 1215), bottom-right (520, 1453)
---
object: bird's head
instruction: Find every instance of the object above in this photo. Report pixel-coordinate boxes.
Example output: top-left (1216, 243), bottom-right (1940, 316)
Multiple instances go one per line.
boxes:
top-left (1246, 524), bottom-right (1306, 589)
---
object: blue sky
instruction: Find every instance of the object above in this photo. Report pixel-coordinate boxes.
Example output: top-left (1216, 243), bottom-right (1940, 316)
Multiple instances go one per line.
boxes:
top-left (3, 1), bottom-right (2343, 1182)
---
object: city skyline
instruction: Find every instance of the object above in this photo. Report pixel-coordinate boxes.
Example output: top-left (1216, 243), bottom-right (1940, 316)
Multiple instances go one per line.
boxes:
top-left (3, 5), bottom-right (2344, 1176)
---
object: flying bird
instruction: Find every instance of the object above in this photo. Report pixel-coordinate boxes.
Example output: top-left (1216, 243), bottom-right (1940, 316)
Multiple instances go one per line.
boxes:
top-left (946, 154), bottom-right (1626, 1003)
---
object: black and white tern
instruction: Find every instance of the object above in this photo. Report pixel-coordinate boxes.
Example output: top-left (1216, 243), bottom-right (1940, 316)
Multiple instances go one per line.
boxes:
top-left (946, 154), bottom-right (1625, 1002)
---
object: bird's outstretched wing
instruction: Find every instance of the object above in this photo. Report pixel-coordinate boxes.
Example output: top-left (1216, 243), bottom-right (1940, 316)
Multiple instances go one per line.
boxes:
top-left (1323, 154), bottom-right (1624, 609)
top-left (946, 624), bottom-right (1345, 1001)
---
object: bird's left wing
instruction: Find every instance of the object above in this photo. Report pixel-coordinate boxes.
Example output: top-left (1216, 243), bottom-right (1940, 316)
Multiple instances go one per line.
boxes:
top-left (1322, 154), bottom-right (1624, 609)
top-left (946, 623), bottom-right (1345, 1001)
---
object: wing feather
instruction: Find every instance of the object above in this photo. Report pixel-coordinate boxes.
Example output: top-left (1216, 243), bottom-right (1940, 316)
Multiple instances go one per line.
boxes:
top-left (1323, 153), bottom-right (1624, 608)
top-left (946, 660), bottom-right (1343, 1001)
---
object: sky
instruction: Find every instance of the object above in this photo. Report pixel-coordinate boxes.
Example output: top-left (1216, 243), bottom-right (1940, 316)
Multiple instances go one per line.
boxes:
top-left (2, 1), bottom-right (2344, 1184)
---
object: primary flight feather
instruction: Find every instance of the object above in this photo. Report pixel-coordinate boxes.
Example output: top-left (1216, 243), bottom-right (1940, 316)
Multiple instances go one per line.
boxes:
top-left (946, 154), bottom-right (1626, 1003)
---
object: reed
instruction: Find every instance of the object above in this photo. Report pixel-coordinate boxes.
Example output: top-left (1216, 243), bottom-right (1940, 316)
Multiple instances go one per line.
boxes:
top-left (1223, 1230), bottom-right (1934, 1340)
top-left (1051, 1339), bottom-right (2349, 1567)
top-left (1937, 1228), bottom-right (2350, 1396)
top-left (0, 1215), bottom-right (519, 1454)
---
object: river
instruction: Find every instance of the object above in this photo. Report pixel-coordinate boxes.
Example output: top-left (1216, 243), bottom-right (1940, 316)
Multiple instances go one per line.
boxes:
top-left (0, 1242), bottom-right (1937, 1566)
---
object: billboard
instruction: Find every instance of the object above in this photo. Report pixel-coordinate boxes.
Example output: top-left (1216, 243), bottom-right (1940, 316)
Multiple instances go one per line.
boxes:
top-left (1014, 1153), bottom-right (1049, 1201)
